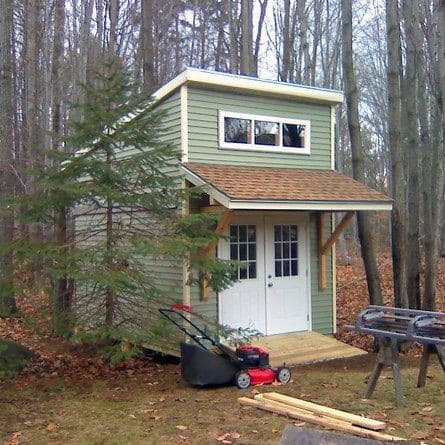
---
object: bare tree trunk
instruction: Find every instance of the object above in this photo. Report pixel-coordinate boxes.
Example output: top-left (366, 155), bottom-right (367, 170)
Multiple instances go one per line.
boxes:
top-left (240, 0), bottom-right (254, 76)
top-left (423, 0), bottom-right (445, 310)
top-left (0, 0), bottom-right (17, 315)
top-left (229, 0), bottom-right (239, 73)
top-left (109, 0), bottom-right (119, 55)
top-left (386, 0), bottom-right (407, 308)
top-left (341, 0), bottom-right (383, 306)
top-left (141, 0), bottom-right (155, 89)
top-left (51, 0), bottom-right (72, 333)
top-left (281, 0), bottom-right (291, 81)
top-left (253, 0), bottom-right (268, 76)
top-left (401, 0), bottom-right (421, 309)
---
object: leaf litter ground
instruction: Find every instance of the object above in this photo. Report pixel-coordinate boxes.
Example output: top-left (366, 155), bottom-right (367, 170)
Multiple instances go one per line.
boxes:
top-left (1, 256), bottom-right (444, 444)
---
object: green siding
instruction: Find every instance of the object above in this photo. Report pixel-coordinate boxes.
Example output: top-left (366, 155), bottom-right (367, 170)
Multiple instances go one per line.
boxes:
top-left (187, 86), bottom-right (332, 169)
top-left (309, 214), bottom-right (334, 333)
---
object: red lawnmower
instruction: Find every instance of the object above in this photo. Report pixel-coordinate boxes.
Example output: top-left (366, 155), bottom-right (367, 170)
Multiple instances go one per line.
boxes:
top-left (159, 307), bottom-right (291, 389)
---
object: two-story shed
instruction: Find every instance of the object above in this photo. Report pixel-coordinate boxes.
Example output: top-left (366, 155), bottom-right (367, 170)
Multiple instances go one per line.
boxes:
top-left (149, 68), bottom-right (391, 347)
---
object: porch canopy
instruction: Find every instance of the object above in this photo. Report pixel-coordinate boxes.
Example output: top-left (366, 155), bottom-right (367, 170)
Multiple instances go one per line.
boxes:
top-left (181, 162), bottom-right (393, 212)
top-left (181, 162), bottom-right (392, 295)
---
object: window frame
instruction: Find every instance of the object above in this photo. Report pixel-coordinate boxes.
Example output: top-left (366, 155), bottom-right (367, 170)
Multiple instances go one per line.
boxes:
top-left (218, 111), bottom-right (311, 155)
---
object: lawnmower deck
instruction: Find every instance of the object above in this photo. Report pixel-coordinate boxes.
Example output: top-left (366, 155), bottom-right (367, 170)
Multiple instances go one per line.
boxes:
top-left (251, 332), bottom-right (367, 367)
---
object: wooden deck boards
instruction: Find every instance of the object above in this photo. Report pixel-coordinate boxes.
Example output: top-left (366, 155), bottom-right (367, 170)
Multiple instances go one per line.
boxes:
top-left (143, 331), bottom-right (367, 367)
top-left (252, 332), bottom-right (367, 367)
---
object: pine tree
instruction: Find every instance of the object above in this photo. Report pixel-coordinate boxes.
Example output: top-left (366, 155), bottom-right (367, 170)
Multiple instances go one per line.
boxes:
top-left (11, 60), bottom-right (237, 352)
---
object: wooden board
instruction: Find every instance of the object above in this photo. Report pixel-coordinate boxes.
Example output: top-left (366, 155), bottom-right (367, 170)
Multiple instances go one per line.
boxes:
top-left (238, 397), bottom-right (406, 442)
top-left (258, 393), bottom-right (386, 431)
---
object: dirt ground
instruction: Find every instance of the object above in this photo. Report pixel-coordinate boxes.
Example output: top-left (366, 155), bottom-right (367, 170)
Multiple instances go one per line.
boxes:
top-left (1, 355), bottom-right (444, 444)
top-left (1, 255), bottom-right (445, 444)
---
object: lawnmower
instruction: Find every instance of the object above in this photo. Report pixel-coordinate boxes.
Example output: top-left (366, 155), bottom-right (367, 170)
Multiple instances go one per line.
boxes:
top-left (159, 306), bottom-right (291, 389)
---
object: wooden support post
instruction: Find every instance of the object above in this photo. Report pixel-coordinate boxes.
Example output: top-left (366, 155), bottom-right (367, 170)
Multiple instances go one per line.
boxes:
top-left (318, 211), bottom-right (354, 291)
top-left (365, 337), bottom-right (405, 407)
top-left (201, 209), bottom-right (233, 300)
top-left (182, 180), bottom-right (191, 308)
top-left (318, 213), bottom-right (327, 290)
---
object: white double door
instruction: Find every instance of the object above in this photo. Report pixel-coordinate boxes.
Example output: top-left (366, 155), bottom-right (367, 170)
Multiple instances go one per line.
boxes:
top-left (219, 213), bottom-right (310, 336)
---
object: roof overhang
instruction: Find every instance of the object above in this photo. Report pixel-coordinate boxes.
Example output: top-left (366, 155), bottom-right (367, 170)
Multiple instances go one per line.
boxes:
top-left (153, 68), bottom-right (344, 106)
top-left (181, 164), bottom-right (393, 212)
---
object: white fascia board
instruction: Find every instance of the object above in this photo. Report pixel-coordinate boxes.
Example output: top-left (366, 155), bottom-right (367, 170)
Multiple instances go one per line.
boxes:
top-left (153, 68), bottom-right (344, 105)
top-left (227, 201), bottom-right (393, 211)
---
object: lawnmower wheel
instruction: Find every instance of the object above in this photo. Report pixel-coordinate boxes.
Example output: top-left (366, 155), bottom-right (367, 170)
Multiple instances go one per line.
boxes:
top-left (235, 370), bottom-right (251, 389)
top-left (277, 367), bottom-right (291, 384)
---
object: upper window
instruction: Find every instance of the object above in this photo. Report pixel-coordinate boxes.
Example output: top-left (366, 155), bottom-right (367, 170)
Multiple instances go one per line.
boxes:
top-left (219, 111), bottom-right (310, 154)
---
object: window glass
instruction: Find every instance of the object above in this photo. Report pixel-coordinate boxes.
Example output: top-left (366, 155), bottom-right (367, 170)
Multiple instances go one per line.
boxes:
top-left (229, 224), bottom-right (257, 280)
top-left (254, 121), bottom-right (279, 146)
top-left (224, 117), bottom-right (251, 144)
top-left (273, 225), bottom-right (299, 278)
top-left (283, 123), bottom-right (306, 148)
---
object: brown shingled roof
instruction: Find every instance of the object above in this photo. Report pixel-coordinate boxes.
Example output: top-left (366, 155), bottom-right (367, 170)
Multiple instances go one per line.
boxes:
top-left (182, 162), bottom-right (391, 205)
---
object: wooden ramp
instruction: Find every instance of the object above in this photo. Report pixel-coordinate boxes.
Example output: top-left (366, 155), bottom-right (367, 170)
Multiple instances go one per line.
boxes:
top-left (252, 331), bottom-right (367, 367)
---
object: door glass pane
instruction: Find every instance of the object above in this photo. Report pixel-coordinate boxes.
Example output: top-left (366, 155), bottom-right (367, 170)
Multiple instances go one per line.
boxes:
top-left (291, 260), bottom-right (298, 276)
top-left (239, 243), bottom-right (247, 261)
top-left (224, 117), bottom-right (251, 144)
top-left (274, 242), bottom-right (281, 259)
top-left (273, 224), bottom-right (299, 277)
top-left (275, 260), bottom-right (282, 277)
top-left (248, 243), bottom-right (256, 260)
top-left (283, 243), bottom-right (289, 259)
top-left (274, 226), bottom-right (281, 241)
top-left (291, 242), bottom-right (297, 258)
top-left (230, 243), bottom-right (238, 260)
top-left (254, 120), bottom-right (279, 146)
top-left (282, 225), bottom-right (290, 241)
top-left (248, 262), bottom-right (256, 279)
top-left (283, 260), bottom-right (290, 276)
top-left (230, 225), bottom-right (238, 242)
top-left (229, 224), bottom-right (256, 280)
top-left (247, 225), bottom-right (256, 241)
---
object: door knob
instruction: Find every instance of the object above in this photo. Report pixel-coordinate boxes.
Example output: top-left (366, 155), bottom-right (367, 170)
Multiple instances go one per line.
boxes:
top-left (268, 282), bottom-right (273, 287)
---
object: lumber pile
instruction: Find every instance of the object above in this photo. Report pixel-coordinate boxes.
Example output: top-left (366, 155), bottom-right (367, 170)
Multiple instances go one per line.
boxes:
top-left (238, 392), bottom-right (406, 442)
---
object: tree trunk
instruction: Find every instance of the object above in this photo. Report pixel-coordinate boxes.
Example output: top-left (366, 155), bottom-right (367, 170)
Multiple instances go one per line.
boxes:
top-left (386, 0), bottom-right (407, 308)
top-left (240, 0), bottom-right (254, 76)
top-left (141, 0), bottom-right (155, 89)
top-left (401, 0), bottom-right (421, 309)
top-left (229, 0), bottom-right (239, 73)
top-left (0, 0), bottom-right (17, 315)
top-left (51, 0), bottom-right (73, 333)
top-left (341, 0), bottom-right (383, 306)
top-left (281, 0), bottom-right (291, 81)
top-left (423, 0), bottom-right (445, 310)
top-left (253, 0), bottom-right (268, 77)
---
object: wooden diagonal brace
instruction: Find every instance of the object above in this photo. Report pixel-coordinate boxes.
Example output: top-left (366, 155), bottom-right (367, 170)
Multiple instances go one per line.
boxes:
top-left (318, 211), bottom-right (355, 290)
top-left (201, 209), bottom-right (233, 300)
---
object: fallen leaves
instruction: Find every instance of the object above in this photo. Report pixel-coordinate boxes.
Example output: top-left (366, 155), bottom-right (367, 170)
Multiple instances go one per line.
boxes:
top-left (175, 425), bottom-right (188, 431)
top-left (216, 432), bottom-right (241, 443)
top-left (46, 422), bottom-right (58, 432)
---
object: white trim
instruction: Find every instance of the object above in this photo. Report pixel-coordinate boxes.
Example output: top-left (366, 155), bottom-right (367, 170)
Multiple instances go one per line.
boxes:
top-left (306, 218), bottom-right (312, 331)
top-left (180, 85), bottom-right (189, 162)
top-left (330, 105), bottom-right (336, 170)
top-left (331, 213), bottom-right (337, 334)
top-left (218, 111), bottom-right (311, 155)
top-left (152, 68), bottom-right (344, 105)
